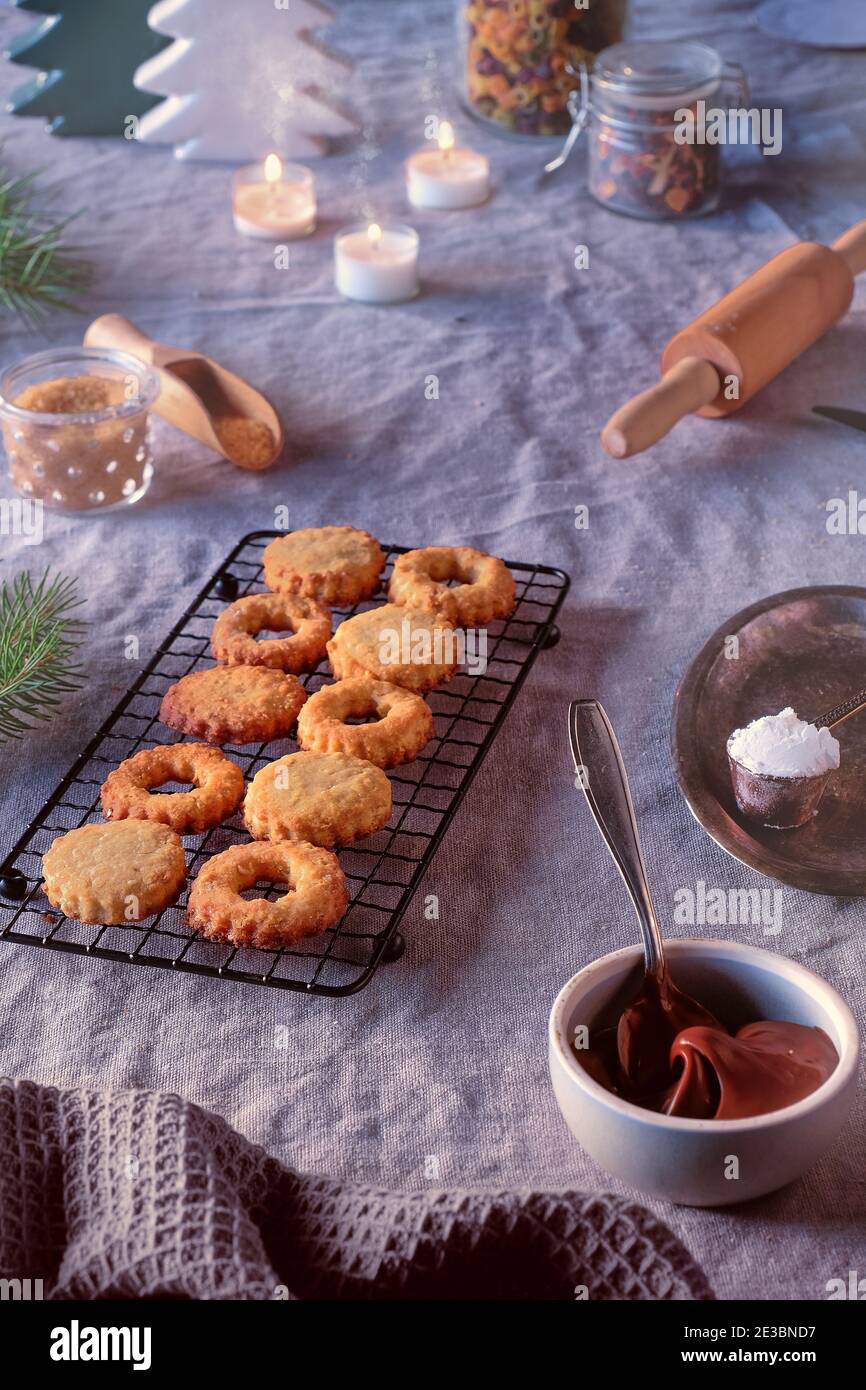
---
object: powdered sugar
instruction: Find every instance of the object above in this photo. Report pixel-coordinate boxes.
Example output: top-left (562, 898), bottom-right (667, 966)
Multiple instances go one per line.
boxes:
top-left (727, 707), bottom-right (840, 778)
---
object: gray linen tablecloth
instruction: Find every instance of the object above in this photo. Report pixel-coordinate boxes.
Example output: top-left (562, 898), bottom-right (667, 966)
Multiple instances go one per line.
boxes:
top-left (0, 0), bottom-right (863, 1300)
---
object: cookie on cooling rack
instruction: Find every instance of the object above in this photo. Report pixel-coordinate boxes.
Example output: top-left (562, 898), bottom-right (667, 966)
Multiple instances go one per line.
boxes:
top-left (296, 676), bottom-right (434, 768)
top-left (243, 750), bottom-right (391, 848)
top-left (327, 603), bottom-right (457, 692)
top-left (101, 743), bottom-right (245, 834)
top-left (160, 666), bottom-right (307, 745)
top-left (388, 545), bottom-right (516, 626)
top-left (187, 840), bottom-right (348, 948)
top-left (211, 592), bottom-right (331, 672)
top-left (262, 526), bottom-right (383, 606)
top-left (42, 820), bottom-right (186, 925)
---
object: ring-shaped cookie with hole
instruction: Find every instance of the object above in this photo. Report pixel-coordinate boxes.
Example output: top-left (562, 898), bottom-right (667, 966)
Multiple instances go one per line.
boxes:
top-left (101, 743), bottom-right (245, 834)
top-left (187, 840), bottom-right (348, 948)
top-left (388, 545), bottom-right (516, 625)
top-left (211, 592), bottom-right (331, 672)
top-left (263, 525), bottom-right (383, 606)
top-left (297, 676), bottom-right (434, 768)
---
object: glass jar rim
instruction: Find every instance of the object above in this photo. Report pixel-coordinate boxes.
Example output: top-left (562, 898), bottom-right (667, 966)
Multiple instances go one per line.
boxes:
top-left (0, 346), bottom-right (161, 426)
top-left (592, 39), bottom-right (723, 105)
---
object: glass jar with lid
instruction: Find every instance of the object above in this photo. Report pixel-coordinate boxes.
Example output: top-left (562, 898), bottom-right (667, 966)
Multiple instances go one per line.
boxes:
top-left (457, 0), bottom-right (627, 139)
top-left (571, 39), bottom-right (747, 218)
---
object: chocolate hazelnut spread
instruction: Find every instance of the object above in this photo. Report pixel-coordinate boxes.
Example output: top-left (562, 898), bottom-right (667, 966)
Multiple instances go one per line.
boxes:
top-left (578, 970), bottom-right (838, 1120)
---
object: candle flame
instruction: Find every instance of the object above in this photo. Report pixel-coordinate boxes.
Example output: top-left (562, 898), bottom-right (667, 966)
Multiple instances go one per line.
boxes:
top-left (367, 222), bottom-right (383, 247)
top-left (264, 154), bottom-right (283, 184)
top-left (438, 120), bottom-right (455, 153)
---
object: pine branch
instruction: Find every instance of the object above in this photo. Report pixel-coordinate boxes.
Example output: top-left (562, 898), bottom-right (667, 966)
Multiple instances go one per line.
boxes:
top-left (0, 570), bottom-right (86, 742)
top-left (0, 163), bottom-right (91, 323)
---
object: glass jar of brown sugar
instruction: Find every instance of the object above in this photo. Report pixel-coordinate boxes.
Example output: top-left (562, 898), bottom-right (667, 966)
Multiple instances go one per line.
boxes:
top-left (0, 347), bottom-right (160, 513)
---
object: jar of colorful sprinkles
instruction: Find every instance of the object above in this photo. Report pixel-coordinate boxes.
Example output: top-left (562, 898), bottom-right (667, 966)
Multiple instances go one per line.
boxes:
top-left (458, 0), bottom-right (627, 139)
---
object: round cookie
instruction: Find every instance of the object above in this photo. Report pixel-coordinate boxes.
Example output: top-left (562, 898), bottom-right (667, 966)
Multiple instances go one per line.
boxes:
top-left (296, 677), bottom-right (434, 768)
top-left (160, 666), bottom-right (307, 745)
top-left (101, 743), bottom-right (244, 834)
top-left (211, 592), bottom-right (331, 672)
top-left (244, 751), bottom-right (391, 847)
top-left (262, 526), bottom-right (383, 606)
top-left (187, 840), bottom-right (348, 948)
top-left (42, 820), bottom-right (186, 925)
top-left (388, 545), bottom-right (516, 625)
top-left (327, 603), bottom-right (457, 692)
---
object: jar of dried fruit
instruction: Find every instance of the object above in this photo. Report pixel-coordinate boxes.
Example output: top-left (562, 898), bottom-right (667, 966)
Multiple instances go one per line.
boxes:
top-left (457, 0), bottom-right (627, 139)
top-left (579, 40), bottom-right (747, 219)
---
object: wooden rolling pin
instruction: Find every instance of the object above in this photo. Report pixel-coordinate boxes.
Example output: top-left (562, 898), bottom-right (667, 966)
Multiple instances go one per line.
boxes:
top-left (601, 219), bottom-right (866, 459)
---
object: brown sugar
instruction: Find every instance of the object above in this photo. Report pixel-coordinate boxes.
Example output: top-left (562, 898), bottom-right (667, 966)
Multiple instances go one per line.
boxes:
top-left (214, 414), bottom-right (276, 470)
top-left (15, 375), bottom-right (126, 414)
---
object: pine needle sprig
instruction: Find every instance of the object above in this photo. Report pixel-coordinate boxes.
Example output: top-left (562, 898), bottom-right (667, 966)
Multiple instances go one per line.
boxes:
top-left (0, 571), bottom-right (87, 742)
top-left (0, 165), bottom-right (92, 323)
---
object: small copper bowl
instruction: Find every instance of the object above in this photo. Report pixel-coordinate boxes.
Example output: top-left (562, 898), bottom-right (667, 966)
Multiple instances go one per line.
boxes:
top-left (727, 752), bottom-right (833, 830)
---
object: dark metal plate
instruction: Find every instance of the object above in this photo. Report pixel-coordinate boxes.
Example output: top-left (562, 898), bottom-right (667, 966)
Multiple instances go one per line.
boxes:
top-left (672, 586), bottom-right (866, 896)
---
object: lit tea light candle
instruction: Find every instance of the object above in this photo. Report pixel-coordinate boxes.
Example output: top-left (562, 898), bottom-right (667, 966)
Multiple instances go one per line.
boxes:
top-left (334, 221), bottom-right (420, 304)
top-left (405, 120), bottom-right (490, 210)
top-left (232, 155), bottom-right (316, 240)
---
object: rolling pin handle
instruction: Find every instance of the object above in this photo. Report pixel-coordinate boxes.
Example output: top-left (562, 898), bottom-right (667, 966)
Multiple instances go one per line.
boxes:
top-left (600, 357), bottom-right (721, 460)
top-left (831, 220), bottom-right (866, 278)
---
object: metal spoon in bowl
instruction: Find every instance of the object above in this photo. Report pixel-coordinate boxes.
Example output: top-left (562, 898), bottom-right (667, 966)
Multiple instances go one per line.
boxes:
top-left (728, 685), bottom-right (866, 830)
top-left (568, 700), bottom-right (718, 1092)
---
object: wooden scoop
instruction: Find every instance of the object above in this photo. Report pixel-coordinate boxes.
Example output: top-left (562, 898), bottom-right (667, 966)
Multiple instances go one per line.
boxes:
top-left (602, 219), bottom-right (866, 459)
top-left (84, 313), bottom-right (284, 471)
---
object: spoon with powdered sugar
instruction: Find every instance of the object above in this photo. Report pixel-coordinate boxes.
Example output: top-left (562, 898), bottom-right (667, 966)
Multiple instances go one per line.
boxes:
top-left (727, 687), bottom-right (866, 829)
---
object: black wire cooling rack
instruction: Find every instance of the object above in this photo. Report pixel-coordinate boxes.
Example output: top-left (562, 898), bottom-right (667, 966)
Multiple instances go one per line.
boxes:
top-left (0, 533), bottom-right (570, 996)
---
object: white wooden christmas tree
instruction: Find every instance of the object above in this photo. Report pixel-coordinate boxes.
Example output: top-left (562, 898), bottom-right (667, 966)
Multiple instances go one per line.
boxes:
top-left (134, 0), bottom-right (358, 161)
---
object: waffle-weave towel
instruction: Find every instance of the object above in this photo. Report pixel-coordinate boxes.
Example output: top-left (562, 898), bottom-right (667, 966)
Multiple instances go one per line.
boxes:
top-left (0, 1078), bottom-right (712, 1300)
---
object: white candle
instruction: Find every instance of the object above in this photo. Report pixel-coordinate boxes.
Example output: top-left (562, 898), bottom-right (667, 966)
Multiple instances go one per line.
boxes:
top-left (406, 121), bottom-right (490, 210)
top-left (334, 221), bottom-right (420, 304)
top-left (233, 155), bottom-right (316, 240)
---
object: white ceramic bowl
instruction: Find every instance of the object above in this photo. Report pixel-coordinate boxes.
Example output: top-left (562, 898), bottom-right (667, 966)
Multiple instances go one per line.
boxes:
top-left (549, 939), bottom-right (859, 1207)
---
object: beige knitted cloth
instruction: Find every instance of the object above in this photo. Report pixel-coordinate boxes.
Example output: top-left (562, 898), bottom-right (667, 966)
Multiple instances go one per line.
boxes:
top-left (0, 1079), bottom-right (712, 1300)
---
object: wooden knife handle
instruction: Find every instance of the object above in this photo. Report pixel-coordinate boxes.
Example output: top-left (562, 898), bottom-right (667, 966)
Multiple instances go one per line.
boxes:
top-left (601, 357), bottom-right (721, 459)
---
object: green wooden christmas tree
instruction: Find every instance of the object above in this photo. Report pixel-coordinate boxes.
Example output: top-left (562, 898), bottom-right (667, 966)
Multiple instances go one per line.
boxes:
top-left (6, 0), bottom-right (171, 137)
